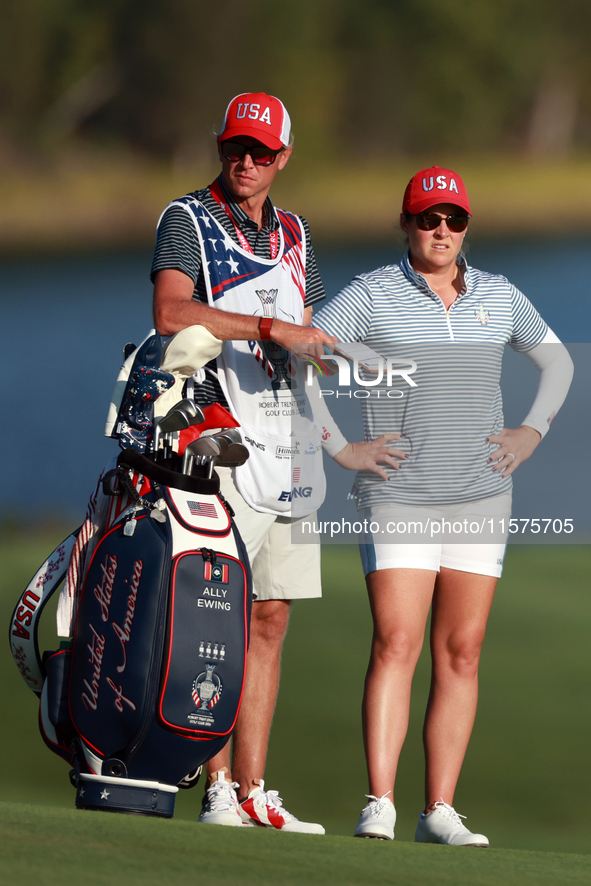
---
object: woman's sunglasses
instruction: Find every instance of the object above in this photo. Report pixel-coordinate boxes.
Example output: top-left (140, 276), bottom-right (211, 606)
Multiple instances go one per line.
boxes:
top-left (415, 212), bottom-right (470, 233)
top-left (220, 141), bottom-right (281, 167)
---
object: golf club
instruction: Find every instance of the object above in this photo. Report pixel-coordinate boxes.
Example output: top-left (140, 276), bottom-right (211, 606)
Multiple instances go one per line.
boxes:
top-left (175, 398), bottom-right (205, 425)
top-left (182, 437), bottom-right (225, 474)
top-left (201, 429), bottom-right (248, 467)
top-left (155, 400), bottom-right (206, 461)
top-left (214, 428), bottom-right (242, 447)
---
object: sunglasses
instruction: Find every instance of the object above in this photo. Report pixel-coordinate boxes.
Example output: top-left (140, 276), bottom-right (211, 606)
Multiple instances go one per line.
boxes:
top-left (220, 141), bottom-right (281, 166)
top-left (415, 212), bottom-right (470, 232)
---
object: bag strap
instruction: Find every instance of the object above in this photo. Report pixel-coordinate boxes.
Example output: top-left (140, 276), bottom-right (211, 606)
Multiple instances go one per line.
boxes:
top-left (9, 531), bottom-right (79, 696)
top-left (118, 449), bottom-right (220, 495)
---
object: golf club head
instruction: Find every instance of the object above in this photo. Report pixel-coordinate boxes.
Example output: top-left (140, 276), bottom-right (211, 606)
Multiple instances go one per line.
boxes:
top-left (192, 437), bottom-right (224, 457)
top-left (175, 399), bottom-right (205, 425)
top-left (158, 409), bottom-right (191, 434)
top-left (182, 437), bottom-right (222, 474)
top-left (215, 428), bottom-right (242, 446)
top-left (158, 399), bottom-right (206, 435)
top-left (216, 443), bottom-right (249, 467)
top-left (200, 433), bottom-right (229, 455)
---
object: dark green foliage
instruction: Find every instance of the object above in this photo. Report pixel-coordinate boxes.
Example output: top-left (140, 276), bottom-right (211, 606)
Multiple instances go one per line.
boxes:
top-left (2, 1), bottom-right (591, 160)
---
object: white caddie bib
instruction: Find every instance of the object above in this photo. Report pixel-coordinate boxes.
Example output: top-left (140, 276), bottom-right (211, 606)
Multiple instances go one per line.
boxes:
top-left (165, 196), bottom-right (325, 517)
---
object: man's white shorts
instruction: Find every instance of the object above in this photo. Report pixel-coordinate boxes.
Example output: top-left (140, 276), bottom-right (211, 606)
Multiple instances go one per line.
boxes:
top-left (359, 493), bottom-right (512, 578)
top-left (217, 467), bottom-right (321, 601)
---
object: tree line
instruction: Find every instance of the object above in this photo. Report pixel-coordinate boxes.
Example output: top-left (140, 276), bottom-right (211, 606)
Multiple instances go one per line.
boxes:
top-left (2, 0), bottom-right (590, 165)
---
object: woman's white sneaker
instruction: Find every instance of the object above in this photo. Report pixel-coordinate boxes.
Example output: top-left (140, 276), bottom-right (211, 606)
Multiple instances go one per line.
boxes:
top-left (415, 799), bottom-right (489, 847)
top-left (197, 770), bottom-right (243, 827)
top-left (354, 792), bottom-right (396, 840)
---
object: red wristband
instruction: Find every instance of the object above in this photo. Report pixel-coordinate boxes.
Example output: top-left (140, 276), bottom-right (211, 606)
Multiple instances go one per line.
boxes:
top-left (259, 317), bottom-right (273, 340)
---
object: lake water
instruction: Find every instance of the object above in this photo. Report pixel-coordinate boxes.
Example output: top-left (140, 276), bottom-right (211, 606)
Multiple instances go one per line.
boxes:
top-left (1, 239), bottom-right (589, 539)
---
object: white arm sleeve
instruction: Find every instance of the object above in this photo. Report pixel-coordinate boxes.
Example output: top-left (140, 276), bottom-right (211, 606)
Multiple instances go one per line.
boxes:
top-left (308, 376), bottom-right (348, 457)
top-left (520, 330), bottom-right (574, 438)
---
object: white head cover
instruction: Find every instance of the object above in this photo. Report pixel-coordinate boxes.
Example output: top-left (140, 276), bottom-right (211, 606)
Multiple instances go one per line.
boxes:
top-left (156, 326), bottom-right (223, 419)
top-left (104, 326), bottom-right (223, 436)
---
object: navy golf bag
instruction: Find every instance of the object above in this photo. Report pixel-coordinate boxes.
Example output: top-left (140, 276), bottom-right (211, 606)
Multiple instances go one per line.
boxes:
top-left (10, 448), bottom-right (252, 818)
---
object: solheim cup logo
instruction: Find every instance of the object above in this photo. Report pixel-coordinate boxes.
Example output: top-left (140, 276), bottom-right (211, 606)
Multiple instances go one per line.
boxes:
top-left (256, 288), bottom-right (278, 318)
top-left (255, 289), bottom-right (291, 390)
top-left (475, 304), bottom-right (490, 325)
top-left (190, 664), bottom-right (223, 727)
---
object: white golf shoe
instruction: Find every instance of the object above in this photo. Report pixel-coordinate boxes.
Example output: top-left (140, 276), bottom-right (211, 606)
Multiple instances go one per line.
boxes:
top-left (354, 792), bottom-right (396, 840)
top-left (415, 799), bottom-right (489, 847)
top-left (197, 770), bottom-right (243, 827)
top-left (239, 779), bottom-right (325, 834)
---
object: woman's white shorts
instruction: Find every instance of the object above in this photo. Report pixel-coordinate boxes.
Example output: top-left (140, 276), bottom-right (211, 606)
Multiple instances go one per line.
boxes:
top-left (359, 493), bottom-right (512, 578)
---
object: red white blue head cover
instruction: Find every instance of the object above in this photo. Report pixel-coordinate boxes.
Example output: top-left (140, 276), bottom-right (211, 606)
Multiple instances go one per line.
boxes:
top-left (218, 93), bottom-right (291, 150)
top-left (402, 165), bottom-right (471, 216)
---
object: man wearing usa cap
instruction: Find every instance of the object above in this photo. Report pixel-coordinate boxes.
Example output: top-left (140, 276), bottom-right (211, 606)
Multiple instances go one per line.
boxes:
top-left (151, 93), bottom-right (394, 833)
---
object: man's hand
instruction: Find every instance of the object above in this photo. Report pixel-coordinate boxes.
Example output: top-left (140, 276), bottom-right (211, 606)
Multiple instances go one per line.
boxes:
top-left (287, 307), bottom-right (338, 368)
top-left (270, 319), bottom-right (337, 362)
top-left (486, 425), bottom-right (541, 478)
top-left (333, 434), bottom-right (408, 480)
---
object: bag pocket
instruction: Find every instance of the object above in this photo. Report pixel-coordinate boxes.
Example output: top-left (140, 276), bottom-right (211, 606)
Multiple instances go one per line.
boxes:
top-left (158, 549), bottom-right (249, 739)
top-left (44, 648), bottom-right (72, 728)
top-left (236, 422), bottom-right (326, 516)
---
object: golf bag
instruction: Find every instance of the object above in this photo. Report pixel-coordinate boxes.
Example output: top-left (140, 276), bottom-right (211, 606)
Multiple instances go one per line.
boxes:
top-left (9, 448), bottom-right (252, 818)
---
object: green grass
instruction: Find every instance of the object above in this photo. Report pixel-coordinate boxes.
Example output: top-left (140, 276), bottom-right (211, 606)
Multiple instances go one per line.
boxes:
top-left (1, 533), bottom-right (590, 882)
top-left (1, 801), bottom-right (589, 886)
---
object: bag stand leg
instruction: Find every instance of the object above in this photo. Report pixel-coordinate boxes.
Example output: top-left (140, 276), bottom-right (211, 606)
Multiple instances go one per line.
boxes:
top-left (75, 772), bottom-right (178, 818)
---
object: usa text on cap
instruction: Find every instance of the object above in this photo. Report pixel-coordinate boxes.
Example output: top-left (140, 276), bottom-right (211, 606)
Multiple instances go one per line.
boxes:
top-left (402, 166), bottom-right (471, 216)
top-left (218, 93), bottom-right (291, 150)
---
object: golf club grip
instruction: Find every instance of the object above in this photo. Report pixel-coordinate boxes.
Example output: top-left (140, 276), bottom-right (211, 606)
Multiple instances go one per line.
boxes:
top-left (118, 449), bottom-right (220, 495)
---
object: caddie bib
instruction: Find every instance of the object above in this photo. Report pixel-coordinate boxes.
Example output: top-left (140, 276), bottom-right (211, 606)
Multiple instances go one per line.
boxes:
top-left (162, 195), bottom-right (325, 517)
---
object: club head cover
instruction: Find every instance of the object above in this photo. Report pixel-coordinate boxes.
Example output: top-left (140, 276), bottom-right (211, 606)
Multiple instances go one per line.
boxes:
top-left (155, 326), bottom-right (223, 420)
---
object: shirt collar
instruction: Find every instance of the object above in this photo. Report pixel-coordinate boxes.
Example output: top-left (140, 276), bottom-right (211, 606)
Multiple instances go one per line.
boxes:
top-left (401, 251), bottom-right (469, 300)
top-left (216, 174), bottom-right (279, 233)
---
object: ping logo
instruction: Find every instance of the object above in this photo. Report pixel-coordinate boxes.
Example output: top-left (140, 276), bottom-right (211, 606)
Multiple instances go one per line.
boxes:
top-left (235, 103), bottom-right (272, 125)
top-left (278, 487), bottom-right (312, 502)
top-left (422, 174), bottom-right (459, 194)
top-left (245, 435), bottom-right (265, 451)
top-left (204, 562), bottom-right (228, 583)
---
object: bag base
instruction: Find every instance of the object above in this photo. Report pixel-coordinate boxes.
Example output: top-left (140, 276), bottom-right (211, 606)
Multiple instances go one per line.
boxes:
top-left (75, 772), bottom-right (178, 818)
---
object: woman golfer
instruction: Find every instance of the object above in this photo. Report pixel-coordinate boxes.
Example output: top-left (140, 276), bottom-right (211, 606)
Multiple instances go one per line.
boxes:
top-left (313, 166), bottom-right (573, 846)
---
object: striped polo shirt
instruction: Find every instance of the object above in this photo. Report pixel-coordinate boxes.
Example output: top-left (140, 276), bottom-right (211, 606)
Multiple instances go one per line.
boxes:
top-left (312, 253), bottom-right (549, 508)
top-left (151, 175), bottom-right (325, 409)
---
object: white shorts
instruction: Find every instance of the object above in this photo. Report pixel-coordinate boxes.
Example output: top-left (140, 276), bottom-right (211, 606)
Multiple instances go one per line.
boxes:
top-left (359, 493), bottom-right (512, 578)
top-left (217, 467), bottom-right (322, 601)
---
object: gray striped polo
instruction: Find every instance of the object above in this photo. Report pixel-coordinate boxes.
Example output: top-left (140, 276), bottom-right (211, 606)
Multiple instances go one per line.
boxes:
top-left (312, 253), bottom-right (550, 508)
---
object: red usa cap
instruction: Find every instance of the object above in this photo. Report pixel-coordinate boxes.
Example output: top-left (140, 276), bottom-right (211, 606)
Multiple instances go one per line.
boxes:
top-left (218, 93), bottom-right (291, 150)
top-left (402, 166), bottom-right (471, 215)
